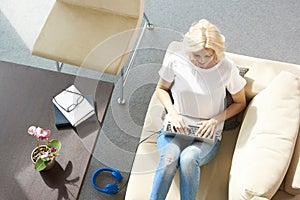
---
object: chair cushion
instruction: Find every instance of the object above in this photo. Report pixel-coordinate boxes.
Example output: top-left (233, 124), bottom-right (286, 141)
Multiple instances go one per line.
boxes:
top-left (59, 0), bottom-right (142, 18)
top-left (32, 1), bottom-right (140, 75)
top-left (229, 71), bottom-right (300, 199)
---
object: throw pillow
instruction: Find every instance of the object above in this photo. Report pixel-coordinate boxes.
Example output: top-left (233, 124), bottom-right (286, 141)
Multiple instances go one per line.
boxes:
top-left (285, 134), bottom-right (300, 195)
top-left (229, 71), bottom-right (300, 199)
top-left (284, 125), bottom-right (300, 195)
top-left (223, 66), bottom-right (249, 130)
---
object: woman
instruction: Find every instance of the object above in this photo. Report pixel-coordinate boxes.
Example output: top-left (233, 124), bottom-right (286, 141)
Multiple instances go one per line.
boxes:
top-left (150, 19), bottom-right (247, 200)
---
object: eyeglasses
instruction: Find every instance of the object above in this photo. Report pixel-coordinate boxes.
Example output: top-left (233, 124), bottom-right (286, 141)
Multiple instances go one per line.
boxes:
top-left (53, 90), bottom-right (84, 112)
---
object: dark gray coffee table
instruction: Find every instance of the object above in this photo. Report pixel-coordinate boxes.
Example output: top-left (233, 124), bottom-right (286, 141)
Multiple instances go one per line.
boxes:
top-left (0, 61), bottom-right (114, 199)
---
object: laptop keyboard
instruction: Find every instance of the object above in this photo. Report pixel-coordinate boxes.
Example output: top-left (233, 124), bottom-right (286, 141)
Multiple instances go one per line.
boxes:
top-left (187, 125), bottom-right (199, 135)
top-left (166, 122), bottom-right (199, 135)
top-left (163, 118), bottom-right (219, 144)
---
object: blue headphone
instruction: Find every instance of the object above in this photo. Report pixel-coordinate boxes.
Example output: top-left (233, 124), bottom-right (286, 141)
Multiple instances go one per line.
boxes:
top-left (91, 167), bottom-right (123, 194)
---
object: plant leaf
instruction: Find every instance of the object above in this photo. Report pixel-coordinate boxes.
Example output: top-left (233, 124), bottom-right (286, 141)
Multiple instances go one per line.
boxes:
top-left (49, 139), bottom-right (61, 151)
top-left (35, 157), bottom-right (47, 171)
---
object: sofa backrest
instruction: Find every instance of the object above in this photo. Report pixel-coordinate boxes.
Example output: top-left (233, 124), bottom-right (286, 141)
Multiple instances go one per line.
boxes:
top-left (59, 0), bottom-right (143, 18)
top-left (226, 53), bottom-right (300, 100)
top-left (162, 41), bottom-right (300, 100)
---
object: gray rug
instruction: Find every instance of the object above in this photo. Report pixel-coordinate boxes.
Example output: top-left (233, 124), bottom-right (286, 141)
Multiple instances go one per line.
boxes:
top-left (1, 0), bottom-right (299, 199)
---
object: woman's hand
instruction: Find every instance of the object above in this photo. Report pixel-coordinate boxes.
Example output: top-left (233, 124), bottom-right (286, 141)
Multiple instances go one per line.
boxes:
top-left (196, 118), bottom-right (218, 138)
top-left (169, 113), bottom-right (189, 134)
top-left (156, 78), bottom-right (189, 133)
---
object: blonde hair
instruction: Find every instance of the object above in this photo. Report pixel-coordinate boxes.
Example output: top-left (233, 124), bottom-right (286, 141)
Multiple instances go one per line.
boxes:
top-left (183, 19), bottom-right (225, 62)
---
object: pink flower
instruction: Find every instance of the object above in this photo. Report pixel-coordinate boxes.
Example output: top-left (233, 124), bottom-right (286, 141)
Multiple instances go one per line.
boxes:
top-left (36, 127), bottom-right (51, 141)
top-left (28, 126), bottom-right (37, 136)
top-left (41, 152), bottom-right (49, 158)
top-left (50, 147), bottom-right (57, 152)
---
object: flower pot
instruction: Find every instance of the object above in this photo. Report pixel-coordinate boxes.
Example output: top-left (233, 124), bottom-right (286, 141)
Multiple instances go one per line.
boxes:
top-left (31, 145), bottom-right (55, 171)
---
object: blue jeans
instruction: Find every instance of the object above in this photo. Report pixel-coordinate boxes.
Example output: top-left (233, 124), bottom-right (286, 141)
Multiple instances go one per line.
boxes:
top-left (150, 130), bottom-right (220, 200)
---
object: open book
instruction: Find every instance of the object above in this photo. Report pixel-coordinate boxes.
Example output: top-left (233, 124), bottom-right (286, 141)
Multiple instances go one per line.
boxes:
top-left (52, 85), bottom-right (95, 127)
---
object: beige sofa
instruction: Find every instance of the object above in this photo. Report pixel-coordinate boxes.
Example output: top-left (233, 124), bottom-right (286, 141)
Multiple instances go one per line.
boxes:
top-left (125, 41), bottom-right (300, 200)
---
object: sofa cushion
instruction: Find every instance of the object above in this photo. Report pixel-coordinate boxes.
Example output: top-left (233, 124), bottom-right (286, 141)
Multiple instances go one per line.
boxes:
top-left (139, 92), bottom-right (165, 143)
top-left (250, 197), bottom-right (269, 200)
top-left (229, 71), bottom-right (300, 199)
top-left (127, 126), bottom-right (241, 200)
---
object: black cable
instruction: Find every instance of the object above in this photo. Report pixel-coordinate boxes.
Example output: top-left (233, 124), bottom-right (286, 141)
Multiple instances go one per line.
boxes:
top-left (138, 132), bottom-right (158, 145)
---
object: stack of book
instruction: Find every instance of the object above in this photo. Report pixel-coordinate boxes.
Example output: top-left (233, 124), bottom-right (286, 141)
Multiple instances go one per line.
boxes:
top-left (52, 85), bottom-right (96, 127)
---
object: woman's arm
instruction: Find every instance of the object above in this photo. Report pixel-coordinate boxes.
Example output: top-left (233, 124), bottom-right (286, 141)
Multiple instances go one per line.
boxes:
top-left (197, 88), bottom-right (246, 138)
top-left (214, 88), bottom-right (246, 123)
top-left (156, 78), bottom-right (176, 116)
top-left (156, 78), bottom-right (188, 133)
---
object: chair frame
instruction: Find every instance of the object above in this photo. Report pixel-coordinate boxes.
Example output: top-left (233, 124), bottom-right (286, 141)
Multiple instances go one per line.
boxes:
top-left (55, 13), bottom-right (153, 105)
top-left (118, 13), bottom-right (153, 104)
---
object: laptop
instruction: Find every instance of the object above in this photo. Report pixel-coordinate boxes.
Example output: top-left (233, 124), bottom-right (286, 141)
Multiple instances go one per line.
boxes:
top-left (162, 114), bottom-right (220, 144)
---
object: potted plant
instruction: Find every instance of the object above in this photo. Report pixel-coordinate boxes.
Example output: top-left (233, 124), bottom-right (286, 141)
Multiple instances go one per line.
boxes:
top-left (28, 126), bottom-right (61, 171)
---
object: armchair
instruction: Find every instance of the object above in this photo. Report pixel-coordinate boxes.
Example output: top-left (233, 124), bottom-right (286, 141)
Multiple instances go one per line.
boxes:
top-left (32, 0), bottom-right (152, 103)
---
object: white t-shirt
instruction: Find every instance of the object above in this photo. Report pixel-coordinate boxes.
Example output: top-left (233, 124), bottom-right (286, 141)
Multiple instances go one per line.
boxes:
top-left (159, 50), bottom-right (246, 119)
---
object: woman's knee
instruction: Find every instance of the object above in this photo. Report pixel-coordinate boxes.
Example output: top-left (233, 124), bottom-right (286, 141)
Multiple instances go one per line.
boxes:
top-left (159, 143), bottom-right (181, 168)
top-left (180, 146), bottom-right (200, 167)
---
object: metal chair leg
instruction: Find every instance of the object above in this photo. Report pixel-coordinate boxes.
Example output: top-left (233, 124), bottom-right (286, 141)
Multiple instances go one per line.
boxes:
top-left (118, 14), bottom-right (154, 105)
top-left (143, 13), bottom-right (154, 30)
top-left (55, 61), bottom-right (63, 72)
top-left (117, 67), bottom-right (126, 104)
